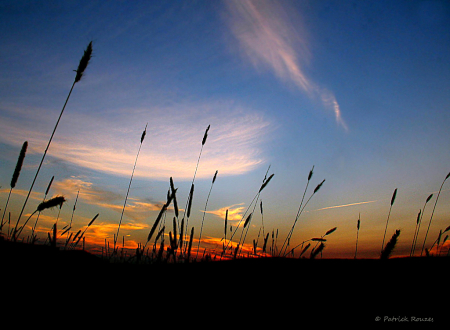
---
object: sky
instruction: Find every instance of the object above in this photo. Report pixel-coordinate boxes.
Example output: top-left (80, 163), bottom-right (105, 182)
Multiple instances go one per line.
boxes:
top-left (1, 0), bottom-right (450, 259)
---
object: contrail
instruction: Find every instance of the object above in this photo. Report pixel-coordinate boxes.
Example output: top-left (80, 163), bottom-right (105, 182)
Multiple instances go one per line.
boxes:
top-left (313, 200), bottom-right (378, 212)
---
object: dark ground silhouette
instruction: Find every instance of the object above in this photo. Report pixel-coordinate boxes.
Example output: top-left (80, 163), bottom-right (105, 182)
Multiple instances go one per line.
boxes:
top-left (1, 238), bottom-right (444, 326)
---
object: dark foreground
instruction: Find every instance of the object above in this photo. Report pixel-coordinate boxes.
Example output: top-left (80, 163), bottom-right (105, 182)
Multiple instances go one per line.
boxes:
top-left (1, 239), bottom-right (445, 326)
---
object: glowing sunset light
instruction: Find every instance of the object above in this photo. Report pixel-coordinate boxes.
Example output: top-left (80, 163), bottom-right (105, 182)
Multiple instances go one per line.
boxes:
top-left (1, 0), bottom-right (450, 261)
top-left (204, 204), bottom-right (246, 222)
top-left (0, 103), bottom-right (270, 180)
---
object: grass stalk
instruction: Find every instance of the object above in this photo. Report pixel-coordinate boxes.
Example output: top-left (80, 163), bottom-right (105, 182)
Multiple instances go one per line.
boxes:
top-left (31, 176), bottom-right (54, 243)
top-left (410, 193), bottom-right (433, 256)
top-left (420, 172), bottom-right (450, 256)
top-left (50, 222), bottom-right (57, 248)
top-left (238, 211), bottom-right (254, 257)
top-left (7, 212), bottom-right (11, 240)
top-left (380, 188), bottom-right (397, 254)
top-left (427, 225), bottom-right (450, 255)
top-left (15, 196), bottom-right (66, 240)
top-left (283, 238), bottom-right (312, 257)
top-left (271, 229), bottom-right (279, 256)
top-left (1, 141), bottom-right (28, 231)
top-left (187, 227), bottom-right (194, 262)
top-left (147, 204), bottom-right (168, 245)
top-left (310, 242), bottom-right (325, 259)
top-left (380, 229), bottom-right (401, 259)
top-left (309, 227), bottom-right (336, 259)
top-left (71, 213), bottom-right (98, 249)
top-left (262, 232), bottom-right (269, 255)
top-left (170, 177), bottom-right (179, 219)
top-left (257, 200), bottom-right (264, 246)
top-left (238, 180), bottom-right (276, 257)
top-left (146, 188), bottom-right (175, 250)
top-left (280, 166), bottom-right (314, 255)
top-left (68, 190), bottom-right (79, 231)
top-left (224, 209), bottom-right (228, 241)
top-left (231, 168), bottom-right (273, 258)
top-left (196, 170), bottom-right (217, 260)
top-left (13, 42), bottom-right (92, 238)
top-left (64, 189), bottom-right (79, 246)
top-left (173, 216), bottom-right (178, 252)
top-left (280, 168), bottom-right (325, 256)
top-left (114, 123), bottom-right (147, 251)
top-left (299, 242), bottom-right (311, 258)
top-left (354, 214), bottom-right (360, 259)
top-left (410, 210), bottom-right (422, 256)
top-left (183, 125), bottom-right (210, 247)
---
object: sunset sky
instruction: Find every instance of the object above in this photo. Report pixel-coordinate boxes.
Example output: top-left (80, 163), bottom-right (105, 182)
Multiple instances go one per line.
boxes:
top-left (1, 0), bottom-right (450, 258)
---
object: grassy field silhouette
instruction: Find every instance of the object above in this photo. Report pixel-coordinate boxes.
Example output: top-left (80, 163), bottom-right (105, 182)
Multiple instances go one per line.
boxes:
top-left (0, 41), bottom-right (447, 325)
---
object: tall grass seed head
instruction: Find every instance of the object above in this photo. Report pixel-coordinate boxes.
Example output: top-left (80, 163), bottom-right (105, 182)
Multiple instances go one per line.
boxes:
top-left (391, 188), bottom-right (398, 206)
top-left (11, 141), bottom-right (28, 189)
top-left (202, 125), bottom-right (210, 146)
top-left (74, 41), bottom-right (93, 83)
top-left (37, 196), bottom-right (66, 212)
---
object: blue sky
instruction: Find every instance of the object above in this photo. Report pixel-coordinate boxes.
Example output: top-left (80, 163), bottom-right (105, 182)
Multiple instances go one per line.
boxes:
top-left (1, 0), bottom-right (449, 258)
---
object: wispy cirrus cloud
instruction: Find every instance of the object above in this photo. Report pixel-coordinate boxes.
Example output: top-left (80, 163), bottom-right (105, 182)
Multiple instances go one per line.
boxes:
top-left (0, 100), bottom-right (271, 180)
top-left (224, 0), bottom-right (348, 131)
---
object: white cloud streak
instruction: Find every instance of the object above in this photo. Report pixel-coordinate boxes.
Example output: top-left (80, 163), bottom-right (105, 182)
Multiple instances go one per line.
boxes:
top-left (224, 0), bottom-right (348, 130)
top-left (203, 203), bottom-right (246, 221)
